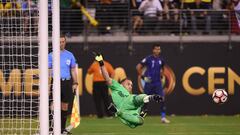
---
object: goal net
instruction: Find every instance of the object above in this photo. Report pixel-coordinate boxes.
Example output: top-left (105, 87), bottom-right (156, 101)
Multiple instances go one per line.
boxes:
top-left (0, 0), bottom-right (51, 134)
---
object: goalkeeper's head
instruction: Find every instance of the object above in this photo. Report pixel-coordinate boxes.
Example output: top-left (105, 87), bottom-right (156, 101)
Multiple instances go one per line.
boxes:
top-left (120, 78), bottom-right (133, 92)
top-left (60, 34), bottom-right (67, 51)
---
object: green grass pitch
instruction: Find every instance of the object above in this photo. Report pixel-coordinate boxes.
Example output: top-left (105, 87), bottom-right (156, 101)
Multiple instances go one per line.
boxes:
top-left (71, 116), bottom-right (240, 135)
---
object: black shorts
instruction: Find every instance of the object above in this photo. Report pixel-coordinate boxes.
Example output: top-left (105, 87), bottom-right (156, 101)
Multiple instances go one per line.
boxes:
top-left (49, 79), bottom-right (73, 103)
top-left (61, 80), bottom-right (74, 103)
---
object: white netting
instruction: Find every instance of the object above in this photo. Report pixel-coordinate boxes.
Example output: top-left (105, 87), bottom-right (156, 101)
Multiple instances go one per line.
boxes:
top-left (0, 0), bottom-right (43, 134)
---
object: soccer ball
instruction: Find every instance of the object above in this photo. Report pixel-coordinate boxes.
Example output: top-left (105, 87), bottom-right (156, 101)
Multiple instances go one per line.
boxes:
top-left (212, 89), bottom-right (228, 104)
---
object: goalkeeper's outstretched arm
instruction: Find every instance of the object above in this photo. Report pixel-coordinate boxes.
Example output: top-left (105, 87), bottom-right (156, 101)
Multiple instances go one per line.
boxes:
top-left (93, 52), bottom-right (112, 85)
top-left (100, 66), bottom-right (112, 85)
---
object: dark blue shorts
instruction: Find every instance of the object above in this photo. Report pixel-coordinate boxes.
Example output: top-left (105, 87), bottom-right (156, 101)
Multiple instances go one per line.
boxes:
top-left (143, 82), bottom-right (164, 96)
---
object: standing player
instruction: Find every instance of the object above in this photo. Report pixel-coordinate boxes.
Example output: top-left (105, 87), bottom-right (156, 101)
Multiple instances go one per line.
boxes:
top-left (136, 44), bottom-right (170, 124)
top-left (93, 52), bottom-right (164, 128)
top-left (48, 35), bottom-right (78, 134)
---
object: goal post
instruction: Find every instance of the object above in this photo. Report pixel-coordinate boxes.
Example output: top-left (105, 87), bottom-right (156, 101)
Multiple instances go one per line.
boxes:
top-left (51, 0), bottom-right (61, 134)
top-left (0, 0), bottom-right (61, 134)
top-left (0, 0), bottom-right (46, 134)
top-left (39, 0), bottom-right (49, 134)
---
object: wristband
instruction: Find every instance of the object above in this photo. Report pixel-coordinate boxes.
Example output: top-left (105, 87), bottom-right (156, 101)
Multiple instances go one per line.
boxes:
top-left (99, 61), bottom-right (104, 66)
top-left (73, 82), bottom-right (78, 85)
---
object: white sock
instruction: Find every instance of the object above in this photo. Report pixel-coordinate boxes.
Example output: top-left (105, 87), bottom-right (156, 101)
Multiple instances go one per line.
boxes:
top-left (143, 96), bottom-right (150, 103)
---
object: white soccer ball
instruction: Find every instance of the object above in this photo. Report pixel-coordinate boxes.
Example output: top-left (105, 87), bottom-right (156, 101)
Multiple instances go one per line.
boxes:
top-left (212, 89), bottom-right (228, 104)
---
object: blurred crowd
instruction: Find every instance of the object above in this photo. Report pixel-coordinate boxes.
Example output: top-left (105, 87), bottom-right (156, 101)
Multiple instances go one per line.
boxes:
top-left (0, 0), bottom-right (240, 36)
top-left (132, 0), bottom-right (240, 35)
top-left (0, 0), bottom-right (38, 36)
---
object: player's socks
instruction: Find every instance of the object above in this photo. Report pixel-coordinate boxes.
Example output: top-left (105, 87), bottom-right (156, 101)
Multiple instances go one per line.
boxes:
top-left (149, 95), bottom-right (164, 103)
top-left (161, 112), bottom-right (166, 118)
top-left (61, 110), bottom-right (68, 133)
top-left (143, 96), bottom-right (150, 103)
top-left (140, 103), bottom-right (148, 118)
top-left (140, 109), bottom-right (148, 118)
top-left (107, 103), bottom-right (117, 114)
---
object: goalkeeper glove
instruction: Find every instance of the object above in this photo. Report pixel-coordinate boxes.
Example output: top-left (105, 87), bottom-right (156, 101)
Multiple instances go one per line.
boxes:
top-left (141, 76), bottom-right (152, 83)
top-left (92, 52), bottom-right (104, 66)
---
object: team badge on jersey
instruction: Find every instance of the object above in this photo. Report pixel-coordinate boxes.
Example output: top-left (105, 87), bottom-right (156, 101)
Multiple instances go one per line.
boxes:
top-left (66, 59), bottom-right (71, 65)
top-left (159, 60), bottom-right (162, 65)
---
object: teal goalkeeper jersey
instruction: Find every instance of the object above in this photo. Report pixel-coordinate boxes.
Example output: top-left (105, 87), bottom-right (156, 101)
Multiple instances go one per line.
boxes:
top-left (108, 80), bottom-right (141, 115)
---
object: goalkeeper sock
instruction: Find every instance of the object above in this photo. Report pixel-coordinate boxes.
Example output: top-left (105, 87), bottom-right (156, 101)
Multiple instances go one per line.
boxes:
top-left (143, 96), bottom-right (150, 103)
top-left (149, 95), bottom-right (164, 103)
top-left (61, 110), bottom-right (68, 131)
top-left (107, 103), bottom-right (117, 113)
top-left (140, 103), bottom-right (148, 118)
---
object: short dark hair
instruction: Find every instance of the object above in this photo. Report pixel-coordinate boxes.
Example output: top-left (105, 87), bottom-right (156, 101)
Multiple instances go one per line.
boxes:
top-left (60, 34), bottom-right (66, 40)
top-left (119, 77), bottom-right (132, 84)
top-left (152, 44), bottom-right (160, 49)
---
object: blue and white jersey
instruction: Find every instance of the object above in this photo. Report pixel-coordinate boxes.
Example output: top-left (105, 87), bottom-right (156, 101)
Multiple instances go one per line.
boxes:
top-left (48, 50), bottom-right (77, 79)
top-left (140, 55), bottom-right (165, 83)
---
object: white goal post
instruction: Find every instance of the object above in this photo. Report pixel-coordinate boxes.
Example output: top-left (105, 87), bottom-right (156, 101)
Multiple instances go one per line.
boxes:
top-left (39, 0), bottom-right (49, 134)
top-left (40, 0), bottom-right (62, 134)
top-left (51, 0), bottom-right (61, 134)
top-left (0, 0), bottom-right (61, 134)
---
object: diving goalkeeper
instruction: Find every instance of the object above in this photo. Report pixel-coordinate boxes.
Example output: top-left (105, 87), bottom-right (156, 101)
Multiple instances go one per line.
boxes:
top-left (93, 52), bottom-right (164, 128)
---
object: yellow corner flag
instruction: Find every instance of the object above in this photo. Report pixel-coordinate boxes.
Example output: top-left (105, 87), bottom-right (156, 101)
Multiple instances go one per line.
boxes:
top-left (80, 5), bottom-right (99, 27)
top-left (70, 95), bottom-right (80, 128)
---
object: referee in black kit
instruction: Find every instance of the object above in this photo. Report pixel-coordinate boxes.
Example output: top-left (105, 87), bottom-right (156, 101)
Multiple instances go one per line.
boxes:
top-left (48, 35), bottom-right (78, 134)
